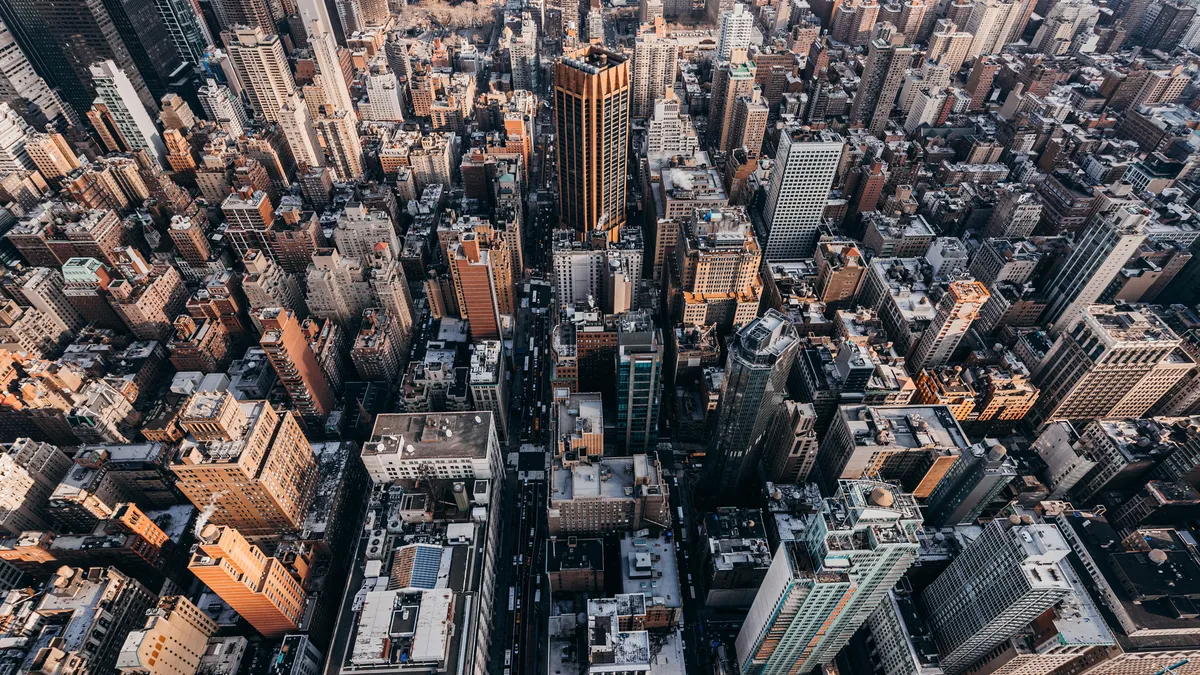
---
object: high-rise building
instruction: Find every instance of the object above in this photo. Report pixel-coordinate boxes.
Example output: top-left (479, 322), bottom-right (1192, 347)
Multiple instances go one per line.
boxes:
top-left (1030, 304), bottom-right (1193, 426)
top-left (0, 16), bottom-right (71, 126)
top-left (708, 50), bottom-right (756, 153)
top-left (173, 391), bottom-right (317, 536)
top-left (923, 440), bottom-right (1017, 526)
top-left (360, 61), bottom-right (404, 122)
top-left (555, 47), bottom-right (631, 243)
top-left (242, 249), bottom-right (307, 321)
top-left (706, 309), bottom-right (799, 494)
top-left (223, 26), bottom-right (297, 123)
top-left (197, 78), bottom-right (250, 137)
top-left (210, 0), bottom-right (274, 32)
top-left (90, 61), bottom-right (167, 167)
top-left (116, 595), bottom-right (218, 674)
top-left (964, 0), bottom-right (1026, 57)
top-left (0, 0), bottom-right (159, 117)
top-left (761, 400), bottom-right (819, 483)
top-left (152, 0), bottom-right (214, 64)
top-left (314, 109), bottom-right (364, 180)
top-left (926, 19), bottom-right (973, 73)
top-left (631, 19), bottom-right (678, 118)
top-left (920, 518), bottom-right (1074, 674)
top-left (616, 312), bottom-right (663, 453)
top-left (469, 340), bottom-right (510, 441)
top-left (645, 96), bottom-right (700, 155)
top-left (188, 525), bottom-right (306, 638)
top-left (257, 307), bottom-right (336, 424)
top-left (13, 266), bottom-right (85, 335)
top-left (1041, 206), bottom-right (1149, 335)
top-left (25, 132), bottom-right (82, 182)
top-left (736, 480), bottom-right (922, 675)
top-left (350, 307), bottom-right (404, 381)
top-left (449, 230), bottom-right (503, 340)
top-left (908, 280), bottom-right (989, 372)
top-left (851, 23), bottom-right (916, 136)
top-left (0, 438), bottom-right (73, 535)
top-left (762, 127), bottom-right (843, 260)
top-left (674, 205), bottom-right (763, 329)
top-left (966, 55), bottom-right (1000, 110)
top-left (717, 4), bottom-right (753, 60)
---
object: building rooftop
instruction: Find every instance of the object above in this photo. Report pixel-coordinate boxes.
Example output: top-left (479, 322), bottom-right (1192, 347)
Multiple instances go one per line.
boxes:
top-left (836, 404), bottom-right (970, 451)
top-left (619, 533), bottom-right (681, 609)
top-left (364, 412), bottom-right (495, 461)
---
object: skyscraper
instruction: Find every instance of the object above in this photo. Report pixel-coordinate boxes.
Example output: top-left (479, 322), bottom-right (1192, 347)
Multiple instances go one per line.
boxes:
top-left (908, 280), bottom-right (989, 372)
top-left (716, 3), bottom-right (753, 60)
top-left (631, 19), bottom-right (678, 118)
top-left (1040, 206), bottom-right (1149, 335)
top-left (450, 230), bottom-right (503, 340)
top-left (762, 127), bottom-right (843, 260)
top-left (210, 0), bottom-right (274, 32)
top-left (1030, 304), bottom-right (1193, 427)
top-left (706, 309), bottom-right (798, 494)
top-left (173, 391), bottom-right (318, 536)
top-left (257, 307), bottom-right (337, 424)
top-left (922, 440), bottom-right (1017, 527)
top-left (117, 596), bottom-right (217, 674)
top-left (964, 0), bottom-right (1026, 58)
top-left (616, 313), bottom-right (663, 453)
top-left (851, 22), bottom-right (915, 136)
top-left (197, 78), bottom-right (250, 137)
top-left (296, 0), bottom-right (354, 116)
top-left (89, 61), bottom-right (167, 167)
top-left (555, 47), bottom-right (631, 243)
top-left (0, 0), bottom-right (157, 116)
top-left (223, 26), bottom-right (297, 123)
top-left (188, 525), bottom-right (306, 638)
top-left (736, 480), bottom-right (923, 675)
top-left (151, 0), bottom-right (214, 64)
top-left (708, 49), bottom-right (756, 153)
top-left (0, 16), bottom-right (72, 126)
top-left (314, 109), bottom-right (364, 180)
top-left (920, 518), bottom-right (1074, 674)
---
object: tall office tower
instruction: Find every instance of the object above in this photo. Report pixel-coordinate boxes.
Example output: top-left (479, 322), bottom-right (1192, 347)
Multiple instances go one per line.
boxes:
top-left (350, 307), bottom-right (404, 381)
top-left (762, 127), bottom-right (843, 260)
top-left (223, 26), bottom-right (297, 123)
top-left (965, 0), bottom-right (1025, 57)
top-left (1041, 206), bottom-right (1149, 335)
top-left (504, 13), bottom-right (538, 93)
top-left (0, 102), bottom-right (29, 173)
top-left (926, 19), bottom-right (972, 73)
top-left (645, 95), bottom-right (699, 155)
top-left (631, 19), bottom-right (678, 118)
top-left (24, 132), bottom-right (80, 182)
top-left (360, 61), bottom-right (404, 121)
top-left (851, 23), bottom-right (915, 136)
top-left (152, 0), bottom-right (214, 63)
top-left (898, 0), bottom-right (927, 39)
top-left (296, 0), bottom-right (353, 116)
top-left (965, 55), bottom-right (999, 109)
top-left (717, 4), bottom-right (753, 60)
top-left (730, 90), bottom-right (768, 154)
top-left (243, 249), bottom-right (307, 320)
top-left (117, 596), bottom-right (217, 674)
top-left (616, 313), bottom-right (663, 453)
top-left (1, 0), bottom-right (170, 117)
top-left (675, 205), bottom-right (762, 329)
top-left (908, 280), bottom-right (989, 372)
top-left (13, 267), bottom-right (85, 335)
top-left (923, 440), bottom-right (1017, 527)
top-left (706, 309), bottom-right (799, 494)
top-left (197, 79), bottom-right (250, 137)
top-left (831, 0), bottom-right (881, 45)
top-left (1030, 304), bottom-right (1191, 426)
top-left (211, 0), bottom-right (274, 32)
top-left (555, 47), bottom-right (631, 243)
top-left (89, 61), bottom-right (167, 167)
top-left (159, 93), bottom-right (195, 130)
top-left (314, 109), bottom-right (364, 180)
top-left (1139, 0), bottom-right (1196, 50)
top-left (257, 307), bottom-right (336, 424)
top-left (188, 525), bottom-right (306, 638)
top-left (333, 203), bottom-right (399, 261)
top-left (278, 96), bottom-right (324, 170)
top-left (0, 17), bottom-right (72, 126)
top-left (334, 0), bottom-right (365, 35)
top-left (359, 0), bottom-right (390, 25)
top-left (920, 519), bottom-right (1073, 674)
top-left (708, 50), bottom-right (756, 154)
top-left (761, 400), bottom-right (819, 482)
top-left (449, 231), bottom-right (503, 340)
top-left (736, 481), bottom-right (922, 675)
top-left (0, 438), bottom-right (73, 535)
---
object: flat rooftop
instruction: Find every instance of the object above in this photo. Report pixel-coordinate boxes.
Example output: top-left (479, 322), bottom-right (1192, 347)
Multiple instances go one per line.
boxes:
top-left (837, 405), bottom-right (971, 450)
top-left (364, 412), bottom-right (494, 460)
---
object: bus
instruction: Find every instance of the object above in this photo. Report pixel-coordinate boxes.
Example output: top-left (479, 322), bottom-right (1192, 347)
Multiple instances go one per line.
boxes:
top-left (505, 650), bottom-right (512, 667)
top-left (508, 587), bottom-right (515, 612)
top-left (524, 356), bottom-right (530, 372)
top-left (677, 507), bottom-right (684, 521)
